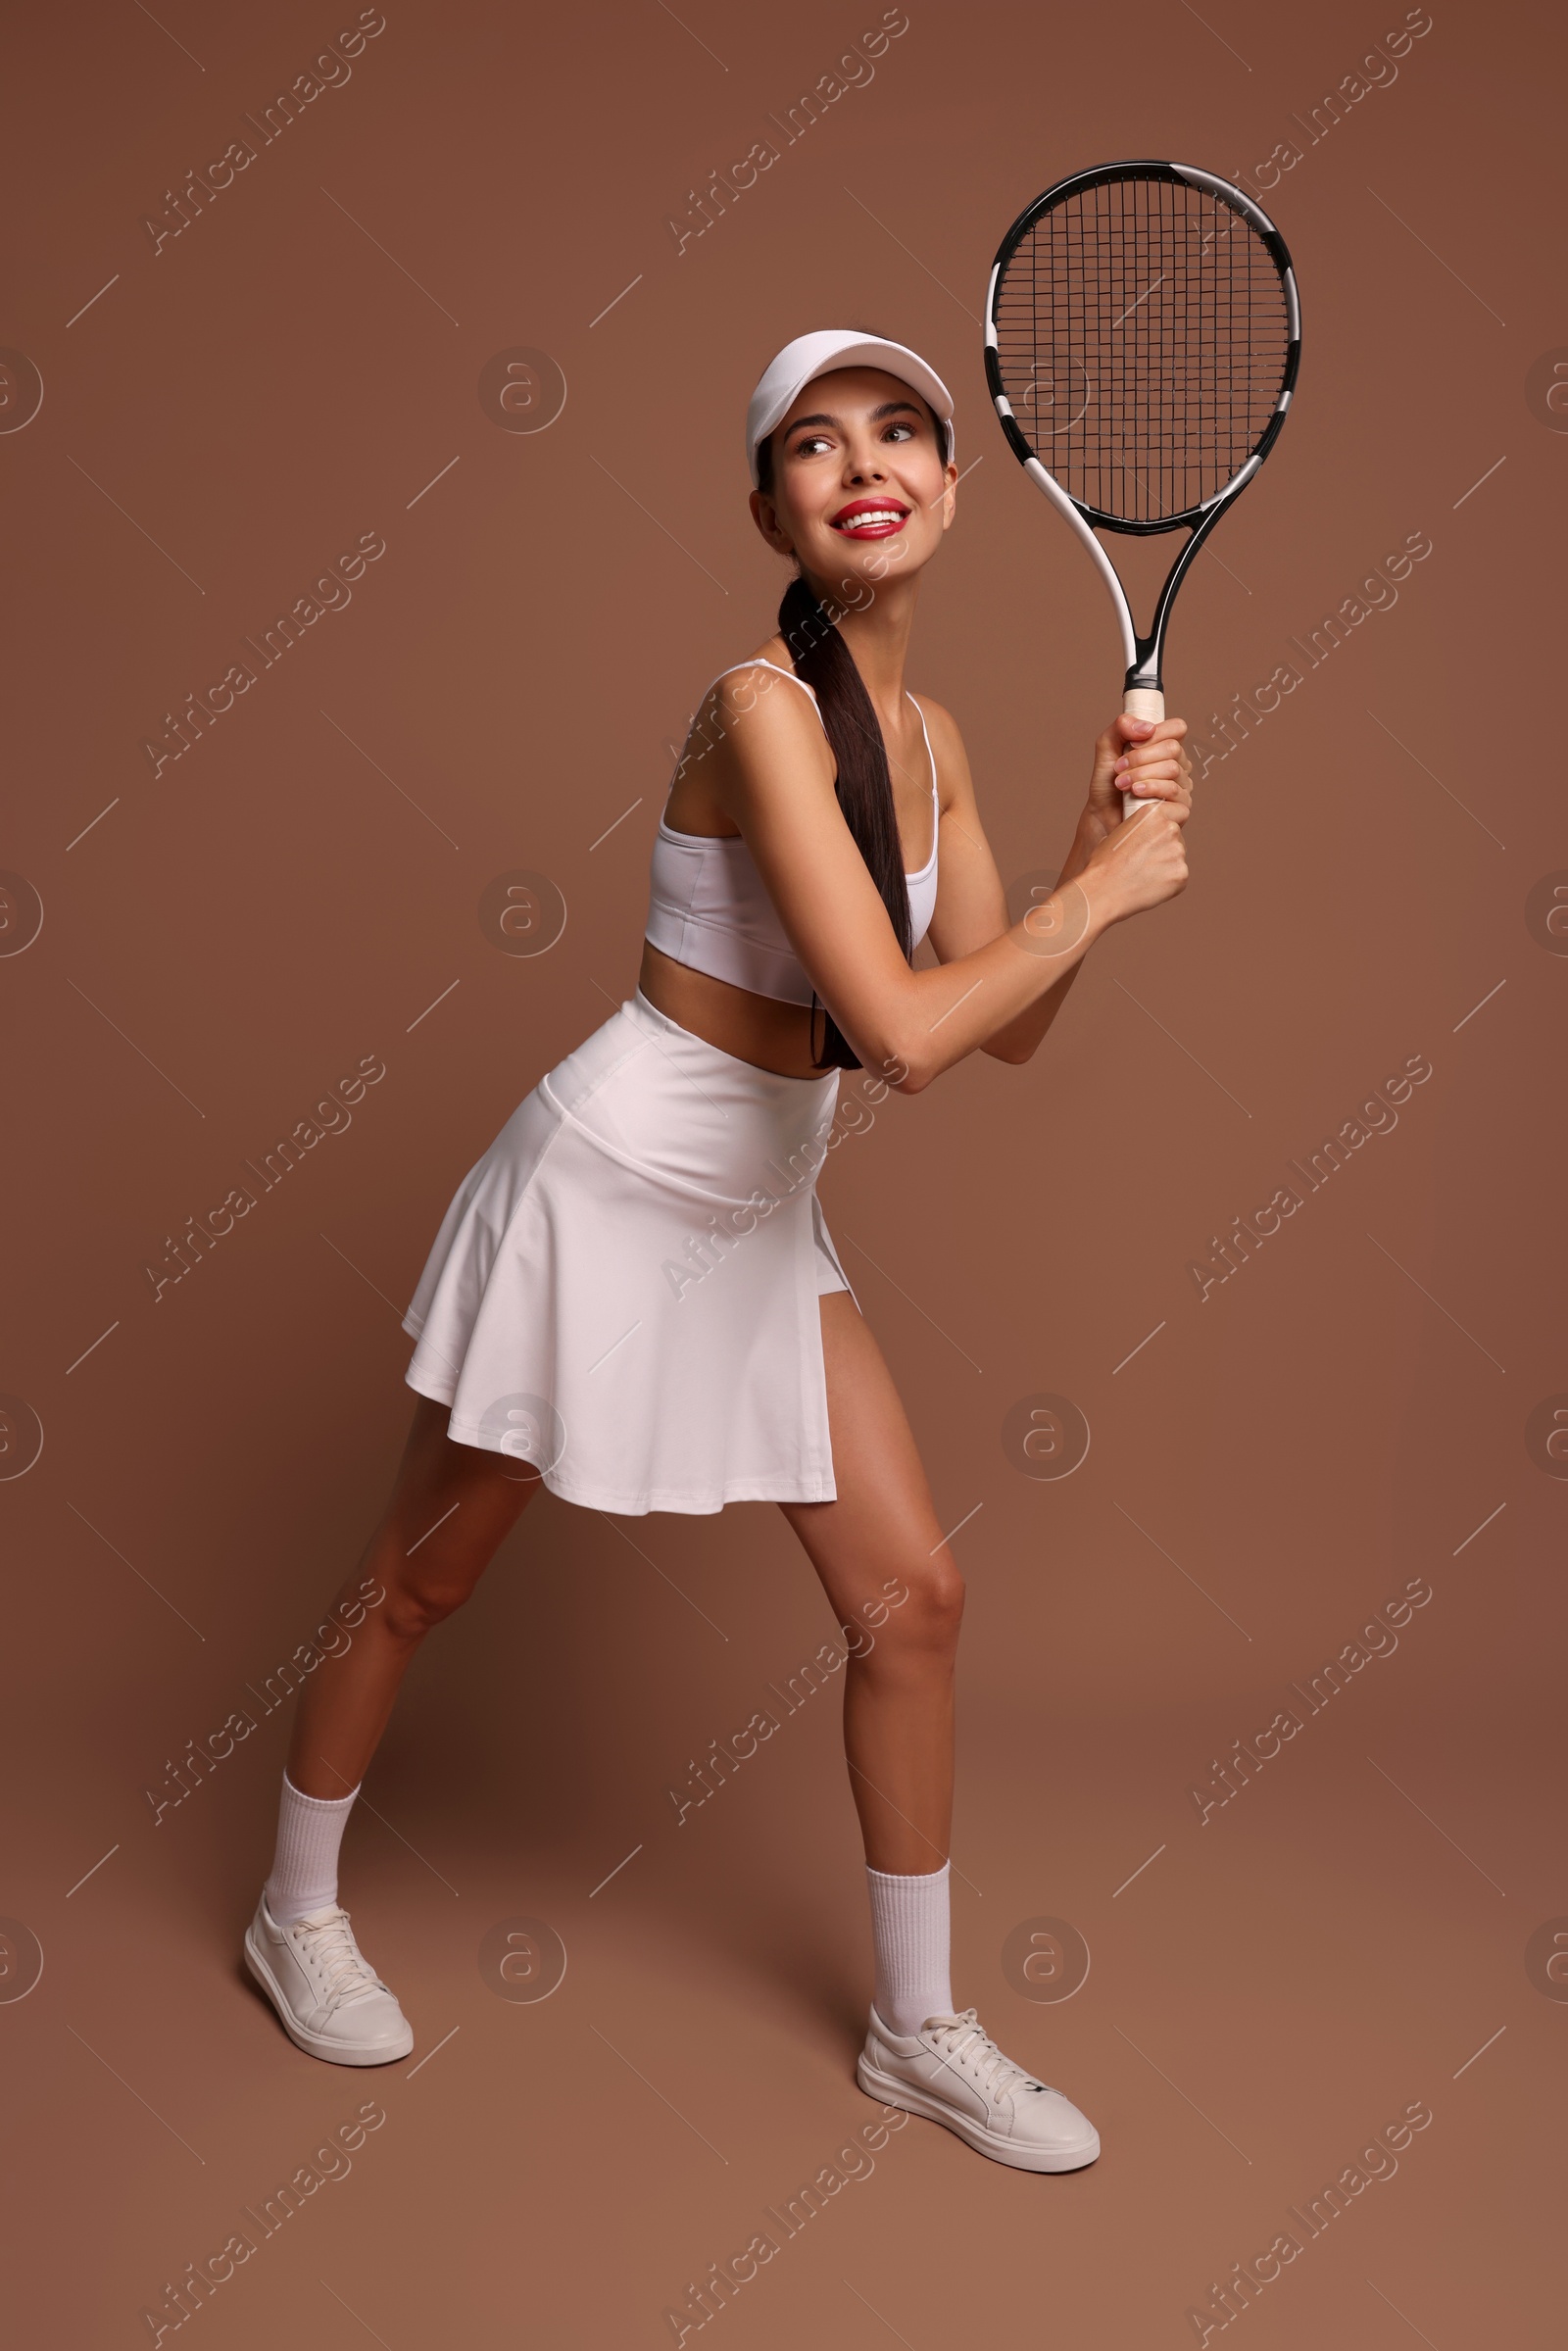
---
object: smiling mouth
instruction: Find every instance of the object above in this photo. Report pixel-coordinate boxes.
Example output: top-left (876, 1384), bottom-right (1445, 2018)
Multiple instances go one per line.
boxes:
top-left (830, 503), bottom-right (910, 537)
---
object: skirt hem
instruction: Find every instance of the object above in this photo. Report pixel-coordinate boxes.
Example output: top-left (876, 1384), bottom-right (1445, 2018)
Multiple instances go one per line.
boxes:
top-left (402, 1347), bottom-right (839, 1515)
top-left (537, 1465), bottom-right (836, 1517)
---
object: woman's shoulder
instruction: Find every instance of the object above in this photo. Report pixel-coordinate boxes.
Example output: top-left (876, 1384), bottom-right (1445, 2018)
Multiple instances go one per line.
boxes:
top-left (704, 637), bottom-right (799, 693)
top-left (906, 688), bottom-right (960, 739)
top-left (699, 643), bottom-right (824, 735)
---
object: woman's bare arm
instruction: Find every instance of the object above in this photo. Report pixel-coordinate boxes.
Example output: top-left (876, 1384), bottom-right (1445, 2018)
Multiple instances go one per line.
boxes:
top-left (914, 697), bottom-right (1084, 1065)
top-left (918, 696), bottom-right (1195, 1066)
top-left (710, 667), bottom-right (1190, 1095)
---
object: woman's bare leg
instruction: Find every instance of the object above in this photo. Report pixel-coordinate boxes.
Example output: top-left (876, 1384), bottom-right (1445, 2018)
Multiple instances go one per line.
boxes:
top-left (778, 1293), bottom-right (964, 1873)
top-left (286, 1396), bottom-right (547, 1799)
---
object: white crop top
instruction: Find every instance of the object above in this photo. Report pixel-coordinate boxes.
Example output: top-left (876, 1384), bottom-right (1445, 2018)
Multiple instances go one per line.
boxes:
top-left (644, 660), bottom-right (940, 1008)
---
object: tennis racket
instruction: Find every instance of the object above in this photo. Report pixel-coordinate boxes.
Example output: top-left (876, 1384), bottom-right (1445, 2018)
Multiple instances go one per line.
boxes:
top-left (984, 160), bottom-right (1300, 821)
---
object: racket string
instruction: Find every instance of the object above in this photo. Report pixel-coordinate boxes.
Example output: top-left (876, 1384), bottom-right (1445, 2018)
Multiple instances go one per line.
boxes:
top-left (996, 173), bottom-right (1291, 521)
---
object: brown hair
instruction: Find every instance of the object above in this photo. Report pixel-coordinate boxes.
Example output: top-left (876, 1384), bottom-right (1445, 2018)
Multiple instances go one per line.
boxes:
top-left (756, 421), bottom-right (925, 1072)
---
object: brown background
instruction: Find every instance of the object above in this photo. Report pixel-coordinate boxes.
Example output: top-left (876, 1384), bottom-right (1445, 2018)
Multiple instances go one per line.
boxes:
top-left (3, 0), bottom-right (1564, 2342)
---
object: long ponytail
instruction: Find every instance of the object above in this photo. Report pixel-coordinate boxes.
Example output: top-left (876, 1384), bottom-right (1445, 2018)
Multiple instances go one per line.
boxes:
top-left (776, 572), bottom-right (912, 1071)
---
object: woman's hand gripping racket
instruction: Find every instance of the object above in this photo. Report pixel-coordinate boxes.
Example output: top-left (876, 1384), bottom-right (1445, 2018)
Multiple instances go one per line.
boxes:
top-left (984, 160), bottom-right (1300, 822)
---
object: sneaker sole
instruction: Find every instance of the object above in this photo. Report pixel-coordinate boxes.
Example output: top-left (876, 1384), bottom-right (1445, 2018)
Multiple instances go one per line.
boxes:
top-left (856, 2052), bottom-right (1101, 2173)
top-left (243, 1929), bottom-right (414, 2067)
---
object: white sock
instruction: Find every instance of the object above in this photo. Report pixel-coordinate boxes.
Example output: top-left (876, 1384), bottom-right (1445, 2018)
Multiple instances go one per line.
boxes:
top-left (263, 1772), bottom-right (360, 1927)
top-left (865, 1860), bottom-right (954, 2035)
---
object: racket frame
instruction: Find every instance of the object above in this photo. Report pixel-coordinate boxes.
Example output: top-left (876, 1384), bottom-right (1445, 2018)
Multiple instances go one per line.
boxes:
top-left (984, 159), bottom-right (1301, 708)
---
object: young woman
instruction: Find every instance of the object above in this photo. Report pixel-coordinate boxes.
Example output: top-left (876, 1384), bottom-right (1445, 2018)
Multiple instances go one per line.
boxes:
top-left (244, 330), bottom-right (1192, 2174)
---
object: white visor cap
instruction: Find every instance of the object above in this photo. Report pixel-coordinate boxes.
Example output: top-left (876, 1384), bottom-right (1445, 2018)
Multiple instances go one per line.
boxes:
top-left (746, 330), bottom-right (955, 488)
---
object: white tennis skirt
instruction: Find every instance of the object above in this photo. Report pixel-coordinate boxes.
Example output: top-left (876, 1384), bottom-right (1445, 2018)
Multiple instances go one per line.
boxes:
top-left (400, 988), bottom-right (861, 1515)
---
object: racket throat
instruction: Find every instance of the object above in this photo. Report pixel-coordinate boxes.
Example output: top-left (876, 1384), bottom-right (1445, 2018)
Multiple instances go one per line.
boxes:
top-left (1123, 641), bottom-right (1164, 703)
top-left (1112, 498), bottom-right (1225, 709)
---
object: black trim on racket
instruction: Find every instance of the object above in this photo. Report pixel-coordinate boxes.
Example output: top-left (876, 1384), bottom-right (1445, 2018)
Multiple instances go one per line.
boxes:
top-left (984, 158), bottom-right (1301, 702)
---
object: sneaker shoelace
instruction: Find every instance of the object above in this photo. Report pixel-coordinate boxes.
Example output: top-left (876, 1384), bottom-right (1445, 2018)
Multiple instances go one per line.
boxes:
top-left (922, 2008), bottom-right (1051, 2104)
top-left (292, 1908), bottom-right (386, 2008)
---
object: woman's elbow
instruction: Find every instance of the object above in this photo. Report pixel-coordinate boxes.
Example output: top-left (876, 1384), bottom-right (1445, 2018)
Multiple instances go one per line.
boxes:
top-left (840, 1004), bottom-right (931, 1094)
top-left (858, 1033), bottom-right (929, 1094)
top-left (888, 1039), bottom-right (1023, 1090)
top-left (877, 1017), bottom-right (939, 1094)
top-left (872, 1018), bottom-right (1033, 1088)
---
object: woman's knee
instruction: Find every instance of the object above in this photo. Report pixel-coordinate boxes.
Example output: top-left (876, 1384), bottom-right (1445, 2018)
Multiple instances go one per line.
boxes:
top-left (858, 1557), bottom-right (966, 1666)
top-left (377, 1428), bottom-right (539, 1642)
top-left (379, 1558), bottom-right (485, 1644)
top-left (378, 1503), bottom-right (510, 1641)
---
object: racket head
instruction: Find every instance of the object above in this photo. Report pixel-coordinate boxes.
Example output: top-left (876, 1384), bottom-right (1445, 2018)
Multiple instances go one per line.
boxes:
top-left (985, 160), bottom-right (1300, 535)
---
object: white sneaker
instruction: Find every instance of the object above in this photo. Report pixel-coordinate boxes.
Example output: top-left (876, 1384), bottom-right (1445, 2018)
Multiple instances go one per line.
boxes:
top-left (857, 2004), bottom-right (1100, 2172)
top-left (244, 1894), bottom-right (414, 2066)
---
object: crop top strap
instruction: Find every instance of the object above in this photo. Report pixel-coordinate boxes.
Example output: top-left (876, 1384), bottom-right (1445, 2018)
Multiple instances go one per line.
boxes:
top-left (906, 692), bottom-right (939, 811)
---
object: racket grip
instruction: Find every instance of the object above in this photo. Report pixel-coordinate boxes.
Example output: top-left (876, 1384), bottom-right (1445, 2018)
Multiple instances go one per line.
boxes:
top-left (1120, 687), bottom-right (1166, 822)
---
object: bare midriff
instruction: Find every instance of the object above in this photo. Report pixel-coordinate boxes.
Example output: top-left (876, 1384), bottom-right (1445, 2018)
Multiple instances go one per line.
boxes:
top-left (635, 939), bottom-right (827, 1081)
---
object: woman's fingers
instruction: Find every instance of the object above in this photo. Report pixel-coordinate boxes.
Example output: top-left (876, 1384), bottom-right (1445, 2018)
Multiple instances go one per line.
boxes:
top-left (1115, 724), bottom-right (1194, 793)
top-left (1106, 712), bottom-right (1157, 753)
top-left (1119, 778), bottom-right (1193, 819)
top-left (1092, 715), bottom-right (1196, 834)
top-left (1119, 768), bottom-right (1183, 791)
top-left (1116, 716), bottom-right (1196, 822)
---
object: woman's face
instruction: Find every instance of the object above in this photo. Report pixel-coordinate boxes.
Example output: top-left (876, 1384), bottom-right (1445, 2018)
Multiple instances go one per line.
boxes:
top-left (751, 366), bottom-right (956, 595)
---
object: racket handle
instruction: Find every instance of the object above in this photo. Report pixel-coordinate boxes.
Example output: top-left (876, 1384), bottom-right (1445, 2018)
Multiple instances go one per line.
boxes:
top-left (1120, 687), bottom-right (1166, 822)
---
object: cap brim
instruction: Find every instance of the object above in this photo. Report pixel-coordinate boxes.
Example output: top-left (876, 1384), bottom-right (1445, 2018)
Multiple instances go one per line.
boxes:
top-left (747, 330), bottom-right (955, 485)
